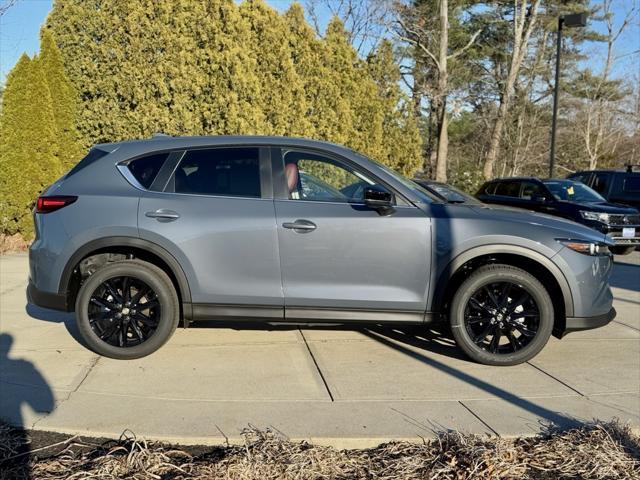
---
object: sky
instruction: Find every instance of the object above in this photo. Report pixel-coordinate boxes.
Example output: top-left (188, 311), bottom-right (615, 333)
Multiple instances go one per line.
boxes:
top-left (1, 0), bottom-right (638, 85)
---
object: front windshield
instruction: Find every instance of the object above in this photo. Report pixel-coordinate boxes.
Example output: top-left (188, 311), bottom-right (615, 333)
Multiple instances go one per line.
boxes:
top-left (543, 180), bottom-right (605, 202)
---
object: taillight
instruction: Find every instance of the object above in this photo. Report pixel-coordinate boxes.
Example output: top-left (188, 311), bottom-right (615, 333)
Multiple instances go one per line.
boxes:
top-left (35, 196), bottom-right (77, 214)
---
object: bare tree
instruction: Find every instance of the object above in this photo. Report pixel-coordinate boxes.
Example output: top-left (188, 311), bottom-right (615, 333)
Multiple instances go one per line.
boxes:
top-left (482, 0), bottom-right (541, 180)
top-left (577, 0), bottom-right (637, 169)
top-left (395, 0), bottom-right (481, 182)
top-left (0, 0), bottom-right (19, 17)
top-left (305, 0), bottom-right (392, 55)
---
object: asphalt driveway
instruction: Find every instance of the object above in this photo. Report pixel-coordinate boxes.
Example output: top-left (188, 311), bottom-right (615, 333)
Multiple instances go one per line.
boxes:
top-left (1, 253), bottom-right (638, 447)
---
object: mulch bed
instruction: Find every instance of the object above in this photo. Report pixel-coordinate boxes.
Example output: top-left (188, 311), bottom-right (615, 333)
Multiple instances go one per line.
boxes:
top-left (1, 421), bottom-right (638, 479)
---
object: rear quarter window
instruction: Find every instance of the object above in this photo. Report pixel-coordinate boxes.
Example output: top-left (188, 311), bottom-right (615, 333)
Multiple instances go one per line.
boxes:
top-left (126, 153), bottom-right (170, 189)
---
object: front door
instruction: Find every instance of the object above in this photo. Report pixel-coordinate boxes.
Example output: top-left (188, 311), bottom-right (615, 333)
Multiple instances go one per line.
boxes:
top-left (272, 148), bottom-right (431, 322)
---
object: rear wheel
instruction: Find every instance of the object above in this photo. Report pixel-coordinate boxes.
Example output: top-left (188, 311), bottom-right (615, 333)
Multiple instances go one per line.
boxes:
top-left (450, 264), bottom-right (553, 366)
top-left (75, 260), bottom-right (179, 359)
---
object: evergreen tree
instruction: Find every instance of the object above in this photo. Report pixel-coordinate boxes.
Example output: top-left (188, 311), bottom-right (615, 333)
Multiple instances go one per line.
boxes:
top-left (0, 55), bottom-right (60, 236)
top-left (366, 41), bottom-right (422, 175)
top-left (39, 29), bottom-right (84, 167)
top-left (46, 0), bottom-right (422, 173)
top-left (239, 0), bottom-right (307, 136)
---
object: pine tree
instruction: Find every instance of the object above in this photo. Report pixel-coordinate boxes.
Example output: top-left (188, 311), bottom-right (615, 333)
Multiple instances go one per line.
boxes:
top-left (39, 29), bottom-right (84, 167)
top-left (0, 55), bottom-right (60, 236)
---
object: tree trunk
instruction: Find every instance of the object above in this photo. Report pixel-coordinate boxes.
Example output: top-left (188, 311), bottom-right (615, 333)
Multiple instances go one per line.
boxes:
top-left (435, 100), bottom-right (448, 181)
top-left (483, 100), bottom-right (508, 179)
top-left (434, 0), bottom-right (448, 182)
top-left (482, 0), bottom-right (540, 180)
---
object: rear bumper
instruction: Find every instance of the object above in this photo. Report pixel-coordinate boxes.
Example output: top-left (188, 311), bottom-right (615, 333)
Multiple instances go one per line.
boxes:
top-left (27, 280), bottom-right (70, 312)
top-left (557, 307), bottom-right (616, 338)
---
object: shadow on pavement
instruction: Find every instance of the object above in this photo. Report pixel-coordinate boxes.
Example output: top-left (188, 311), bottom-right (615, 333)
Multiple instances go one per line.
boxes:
top-left (360, 328), bottom-right (582, 429)
top-left (25, 303), bottom-right (87, 348)
top-left (0, 333), bottom-right (54, 479)
top-left (609, 261), bottom-right (640, 292)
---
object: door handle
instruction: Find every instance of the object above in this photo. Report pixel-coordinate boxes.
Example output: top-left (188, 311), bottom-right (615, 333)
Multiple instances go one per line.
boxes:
top-left (283, 219), bottom-right (317, 232)
top-left (145, 209), bottom-right (180, 221)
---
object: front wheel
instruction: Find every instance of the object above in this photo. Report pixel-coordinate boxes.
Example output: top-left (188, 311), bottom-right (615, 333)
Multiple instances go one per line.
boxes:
top-left (75, 260), bottom-right (179, 359)
top-left (450, 264), bottom-right (554, 366)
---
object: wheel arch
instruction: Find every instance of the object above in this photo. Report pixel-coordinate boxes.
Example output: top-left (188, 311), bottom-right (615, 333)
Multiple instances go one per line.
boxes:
top-left (59, 237), bottom-right (192, 316)
top-left (432, 245), bottom-right (574, 337)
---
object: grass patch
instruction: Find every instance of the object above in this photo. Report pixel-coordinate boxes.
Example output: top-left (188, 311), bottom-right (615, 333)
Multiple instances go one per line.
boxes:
top-left (1, 421), bottom-right (638, 479)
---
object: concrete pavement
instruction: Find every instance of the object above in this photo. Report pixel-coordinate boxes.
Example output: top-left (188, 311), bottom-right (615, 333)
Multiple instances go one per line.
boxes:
top-left (1, 253), bottom-right (638, 447)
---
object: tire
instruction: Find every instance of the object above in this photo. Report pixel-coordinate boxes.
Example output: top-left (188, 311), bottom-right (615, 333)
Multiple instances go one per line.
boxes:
top-left (449, 264), bottom-right (554, 366)
top-left (609, 246), bottom-right (635, 256)
top-left (75, 259), bottom-right (179, 359)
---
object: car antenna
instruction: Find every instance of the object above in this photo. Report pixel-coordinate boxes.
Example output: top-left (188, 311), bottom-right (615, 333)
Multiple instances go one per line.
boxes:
top-left (625, 164), bottom-right (638, 173)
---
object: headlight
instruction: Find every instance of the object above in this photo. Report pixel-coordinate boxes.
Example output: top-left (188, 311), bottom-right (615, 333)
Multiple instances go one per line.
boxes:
top-left (557, 239), bottom-right (611, 256)
top-left (580, 211), bottom-right (610, 223)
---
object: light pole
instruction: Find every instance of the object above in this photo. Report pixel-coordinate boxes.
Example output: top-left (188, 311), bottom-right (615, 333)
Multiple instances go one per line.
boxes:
top-left (549, 12), bottom-right (587, 178)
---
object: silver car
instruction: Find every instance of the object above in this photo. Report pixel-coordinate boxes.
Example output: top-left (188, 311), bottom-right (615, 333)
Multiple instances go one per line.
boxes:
top-left (28, 136), bottom-right (616, 365)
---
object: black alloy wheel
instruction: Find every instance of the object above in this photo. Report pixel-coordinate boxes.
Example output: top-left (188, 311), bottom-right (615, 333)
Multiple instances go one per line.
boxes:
top-left (88, 275), bottom-right (160, 348)
top-left (464, 281), bottom-right (540, 354)
top-left (76, 259), bottom-right (179, 359)
top-left (449, 264), bottom-right (554, 366)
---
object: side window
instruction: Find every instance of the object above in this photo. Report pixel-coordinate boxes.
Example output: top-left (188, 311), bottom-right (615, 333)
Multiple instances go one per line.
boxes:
top-left (127, 153), bottom-right (170, 189)
top-left (623, 176), bottom-right (640, 193)
top-left (494, 181), bottom-right (521, 197)
top-left (481, 182), bottom-right (497, 195)
top-left (173, 148), bottom-right (260, 198)
top-left (283, 151), bottom-right (377, 203)
top-left (592, 173), bottom-right (610, 195)
top-left (520, 181), bottom-right (543, 200)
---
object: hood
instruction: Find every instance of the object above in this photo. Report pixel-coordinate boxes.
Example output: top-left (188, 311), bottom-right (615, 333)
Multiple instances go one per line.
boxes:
top-left (576, 201), bottom-right (639, 214)
top-left (469, 204), bottom-right (607, 243)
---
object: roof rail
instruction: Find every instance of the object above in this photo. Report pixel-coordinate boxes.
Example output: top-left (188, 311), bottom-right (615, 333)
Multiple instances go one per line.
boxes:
top-left (151, 132), bottom-right (171, 138)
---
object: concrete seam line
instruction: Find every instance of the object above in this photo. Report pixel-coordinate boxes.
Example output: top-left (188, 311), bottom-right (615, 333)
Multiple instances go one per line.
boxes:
top-left (73, 355), bottom-right (101, 393)
top-left (28, 356), bottom-right (101, 430)
top-left (613, 320), bottom-right (640, 332)
top-left (526, 362), bottom-right (585, 396)
top-left (298, 328), bottom-right (334, 402)
top-left (457, 400), bottom-right (500, 437)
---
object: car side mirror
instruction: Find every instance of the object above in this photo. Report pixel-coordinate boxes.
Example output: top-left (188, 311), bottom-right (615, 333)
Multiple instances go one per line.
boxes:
top-left (364, 185), bottom-right (395, 215)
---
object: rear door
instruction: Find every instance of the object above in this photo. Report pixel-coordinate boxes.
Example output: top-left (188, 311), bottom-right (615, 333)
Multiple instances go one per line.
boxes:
top-left (137, 146), bottom-right (283, 317)
top-left (272, 148), bottom-right (431, 321)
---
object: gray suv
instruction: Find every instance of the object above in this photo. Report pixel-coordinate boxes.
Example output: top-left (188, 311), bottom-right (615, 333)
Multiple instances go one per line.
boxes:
top-left (28, 136), bottom-right (616, 365)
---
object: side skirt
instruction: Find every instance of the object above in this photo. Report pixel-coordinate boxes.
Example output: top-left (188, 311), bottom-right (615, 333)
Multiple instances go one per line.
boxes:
top-left (183, 303), bottom-right (432, 327)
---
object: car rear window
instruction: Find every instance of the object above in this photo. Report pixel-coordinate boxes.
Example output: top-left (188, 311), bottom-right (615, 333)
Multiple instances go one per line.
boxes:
top-left (65, 148), bottom-right (110, 178)
top-left (172, 148), bottom-right (261, 198)
top-left (127, 153), bottom-right (170, 189)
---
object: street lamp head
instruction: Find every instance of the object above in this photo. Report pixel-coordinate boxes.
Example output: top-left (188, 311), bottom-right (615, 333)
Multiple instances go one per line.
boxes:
top-left (562, 12), bottom-right (588, 28)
